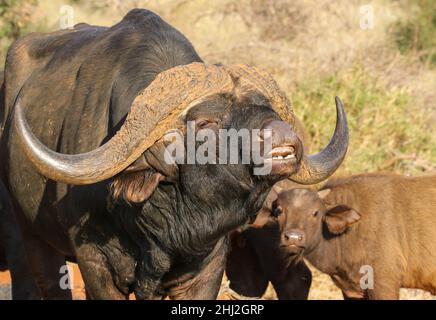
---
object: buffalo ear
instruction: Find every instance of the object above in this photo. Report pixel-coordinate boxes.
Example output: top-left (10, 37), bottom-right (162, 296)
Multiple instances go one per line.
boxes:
top-left (323, 205), bottom-right (360, 235)
top-left (110, 170), bottom-right (164, 205)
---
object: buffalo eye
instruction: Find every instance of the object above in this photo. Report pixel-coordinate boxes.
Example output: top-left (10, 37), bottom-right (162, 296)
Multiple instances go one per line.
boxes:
top-left (272, 205), bottom-right (283, 217)
top-left (196, 118), bottom-right (218, 129)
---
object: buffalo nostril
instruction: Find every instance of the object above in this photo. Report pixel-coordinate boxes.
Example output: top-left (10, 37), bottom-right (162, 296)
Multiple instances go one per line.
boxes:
top-left (283, 230), bottom-right (305, 246)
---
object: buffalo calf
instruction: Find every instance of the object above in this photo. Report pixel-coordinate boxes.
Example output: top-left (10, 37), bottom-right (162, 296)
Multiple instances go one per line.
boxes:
top-left (226, 180), bottom-right (312, 300)
top-left (274, 173), bottom-right (436, 299)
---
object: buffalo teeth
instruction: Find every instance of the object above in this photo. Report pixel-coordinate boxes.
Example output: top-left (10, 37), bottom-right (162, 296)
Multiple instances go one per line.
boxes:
top-left (271, 154), bottom-right (295, 160)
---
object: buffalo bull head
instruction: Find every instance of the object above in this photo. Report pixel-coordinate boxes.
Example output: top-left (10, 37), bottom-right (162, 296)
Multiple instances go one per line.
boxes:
top-left (13, 62), bottom-right (348, 185)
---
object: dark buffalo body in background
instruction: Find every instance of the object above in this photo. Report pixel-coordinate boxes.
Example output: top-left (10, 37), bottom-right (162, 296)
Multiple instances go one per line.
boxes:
top-left (227, 221), bottom-right (312, 299)
top-left (0, 71), bottom-right (39, 299)
top-left (0, 71), bottom-right (4, 271)
top-left (0, 166), bottom-right (8, 271)
top-left (226, 179), bottom-right (312, 299)
top-left (0, 178), bottom-right (39, 299)
top-left (0, 9), bottom-right (348, 299)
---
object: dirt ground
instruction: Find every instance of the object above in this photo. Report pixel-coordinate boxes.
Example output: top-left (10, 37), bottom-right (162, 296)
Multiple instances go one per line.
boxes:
top-left (0, 264), bottom-right (86, 300)
top-left (1, 262), bottom-right (435, 300)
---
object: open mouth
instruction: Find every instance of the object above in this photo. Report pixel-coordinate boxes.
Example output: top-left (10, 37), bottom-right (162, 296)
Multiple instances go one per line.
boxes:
top-left (262, 146), bottom-right (299, 176)
top-left (253, 143), bottom-right (300, 176)
top-left (269, 146), bottom-right (297, 162)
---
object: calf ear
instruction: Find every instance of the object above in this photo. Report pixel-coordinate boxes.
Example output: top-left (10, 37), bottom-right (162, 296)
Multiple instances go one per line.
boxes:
top-left (110, 170), bottom-right (164, 205)
top-left (249, 208), bottom-right (271, 229)
top-left (323, 205), bottom-right (361, 235)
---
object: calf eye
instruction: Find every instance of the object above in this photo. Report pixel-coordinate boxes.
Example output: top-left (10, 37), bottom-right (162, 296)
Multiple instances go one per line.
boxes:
top-left (312, 210), bottom-right (319, 217)
top-left (272, 206), bottom-right (282, 217)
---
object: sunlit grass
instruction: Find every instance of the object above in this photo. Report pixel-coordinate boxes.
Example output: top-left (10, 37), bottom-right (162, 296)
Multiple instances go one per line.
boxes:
top-left (292, 66), bottom-right (435, 176)
top-left (393, 0), bottom-right (436, 67)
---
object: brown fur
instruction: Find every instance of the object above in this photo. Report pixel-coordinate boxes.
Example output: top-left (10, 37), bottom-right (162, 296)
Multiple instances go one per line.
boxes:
top-left (110, 170), bottom-right (164, 204)
top-left (277, 173), bottom-right (436, 299)
top-left (226, 179), bottom-right (312, 299)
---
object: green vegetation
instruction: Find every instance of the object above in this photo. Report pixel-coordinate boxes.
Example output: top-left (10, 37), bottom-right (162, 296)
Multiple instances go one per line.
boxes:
top-left (393, 0), bottom-right (436, 66)
top-left (0, 0), bottom-right (41, 63)
top-left (292, 66), bottom-right (435, 175)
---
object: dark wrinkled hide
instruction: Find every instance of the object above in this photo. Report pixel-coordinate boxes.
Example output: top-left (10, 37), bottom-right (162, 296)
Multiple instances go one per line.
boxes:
top-left (0, 179), bottom-right (40, 299)
top-left (0, 71), bottom-right (4, 271)
top-left (0, 9), bottom-right (292, 299)
top-left (0, 71), bottom-right (40, 299)
top-left (227, 224), bottom-right (311, 300)
top-left (226, 180), bottom-right (311, 300)
top-left (0, 247), bottom-right (5, 271)
top-left (278, 173), bottom-right (436, 300)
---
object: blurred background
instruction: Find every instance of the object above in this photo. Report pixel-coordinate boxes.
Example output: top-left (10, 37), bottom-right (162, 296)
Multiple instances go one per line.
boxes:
top-left (0, 0), bottom-right (435, 299)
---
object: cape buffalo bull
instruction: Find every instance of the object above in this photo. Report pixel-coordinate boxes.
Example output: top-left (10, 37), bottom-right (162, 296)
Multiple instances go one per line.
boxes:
top-left (0, 9), bottom-right (348, 299)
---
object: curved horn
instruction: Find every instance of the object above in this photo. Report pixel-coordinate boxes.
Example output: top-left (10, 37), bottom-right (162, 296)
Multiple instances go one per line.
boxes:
top-left (225, 64), bottom-right (295, 125)
top-left (288, 96), bottom-right (349, 184)
top-left (14, 63), bottom-right (233, 185)
top-left (227, 65), bottom-right (348, 184)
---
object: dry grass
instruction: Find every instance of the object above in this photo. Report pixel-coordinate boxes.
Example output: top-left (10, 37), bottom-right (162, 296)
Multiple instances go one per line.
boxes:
top-left (0, 0), bottom-right (435, 300)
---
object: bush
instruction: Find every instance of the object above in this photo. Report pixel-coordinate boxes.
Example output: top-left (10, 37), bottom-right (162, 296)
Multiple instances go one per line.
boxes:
top-left (393, 0), bottom-right (436, 66)
top-left (0, 0), bottom-right (39, 64)
top-left (292, 66), bottom-right (435, 175)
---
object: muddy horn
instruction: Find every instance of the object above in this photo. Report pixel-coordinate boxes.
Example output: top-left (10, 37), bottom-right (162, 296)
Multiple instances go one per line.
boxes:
top-left (13, 63), bottom-right (234, 185)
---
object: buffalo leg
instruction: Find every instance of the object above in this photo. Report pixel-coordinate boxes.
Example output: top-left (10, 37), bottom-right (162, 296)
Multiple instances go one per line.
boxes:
top-left (367, 287), bottom-right (400, 300)
top-left (226, 233), bottom-right (269, 297)
top-left (367, 284), bottom-right (400, 300)
top-left (367, 270), bottom-right (400, 300)
top-left (168, 240), bottom-right (227, 300)
top-left (0, 221), bottom-right (41, 300)
top-left (76, 244), bottom-right (127, 300)
top-left (133, 240), bottom-right (172, 300)
top-left (272, 260), bottom-right (312, 300)
top-left (342, 291), bottom-right (365, 300)
top-left (20, 233), bottom-right (72, 299)
top-left (0, 181), bottom-right (40, 299)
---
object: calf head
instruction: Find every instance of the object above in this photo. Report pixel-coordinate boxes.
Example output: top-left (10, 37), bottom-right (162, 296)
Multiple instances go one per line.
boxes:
top-left (273, 188), bottom-right (361, 255)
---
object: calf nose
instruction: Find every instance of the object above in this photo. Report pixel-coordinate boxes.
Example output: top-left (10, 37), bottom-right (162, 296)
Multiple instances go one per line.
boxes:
top-left (282, 229), bottom-right (306, 248)
top-left (261, 120), bottom-right (302, 160)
